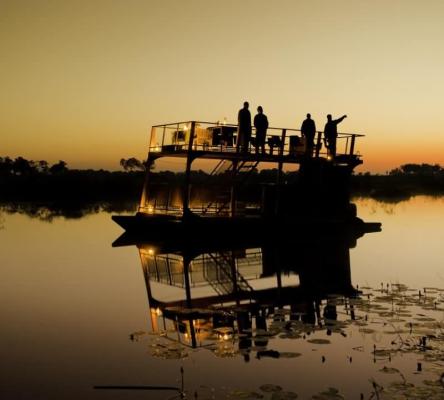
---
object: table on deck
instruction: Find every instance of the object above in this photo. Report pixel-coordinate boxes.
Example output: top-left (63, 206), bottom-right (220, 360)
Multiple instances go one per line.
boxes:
top-left (207, 126), bottom-right (237, 147)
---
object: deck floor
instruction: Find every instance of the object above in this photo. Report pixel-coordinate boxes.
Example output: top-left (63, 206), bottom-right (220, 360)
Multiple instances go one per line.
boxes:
top-left (152, 148), bottom-right (312, 163)
top-left (150, 147), bottom-right (361, 167)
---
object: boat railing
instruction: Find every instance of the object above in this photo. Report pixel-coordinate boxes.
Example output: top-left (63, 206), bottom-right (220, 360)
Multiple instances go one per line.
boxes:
top-left (147, 121), bottom-right (364, 159)
top-left (140, 248), bottom-right (264, 288)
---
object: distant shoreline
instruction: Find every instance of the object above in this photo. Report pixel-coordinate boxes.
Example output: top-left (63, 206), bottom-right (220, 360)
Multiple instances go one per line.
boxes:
top-left (2, 161), bottom-right (444, 219)
top-left (1, 173), bottom-right (444, 221)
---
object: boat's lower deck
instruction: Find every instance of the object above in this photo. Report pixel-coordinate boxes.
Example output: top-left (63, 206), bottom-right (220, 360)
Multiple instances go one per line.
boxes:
top-left (111, 212), bottom-right (381, 247)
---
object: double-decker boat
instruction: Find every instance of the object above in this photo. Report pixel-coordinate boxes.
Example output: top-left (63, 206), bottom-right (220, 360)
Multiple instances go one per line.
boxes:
top-left (112, 120), bottom-right (381, 239)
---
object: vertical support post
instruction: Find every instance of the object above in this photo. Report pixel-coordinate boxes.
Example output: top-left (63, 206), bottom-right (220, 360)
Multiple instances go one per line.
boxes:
top-left (188, 318), bottom-right (197, 348)
top-left (315, 132), bottom-right (322, 158)
top-left (166, 186), bottom-right (170, 213)
top-left (229, 251), bottom-right (240, 305)
top-left (276, 270), bottom-right (282, 289)
top-left (139, 126), bottom-right (156, 211)
top-left (275, 129), bottom-right (287, 215)
top-left (230, 185), bottom-right (236, 217)
top-left (230, 159), bottom-right (238, 217)
top-left (182, 253), bottom-right (197, 348)
top-left (140, 249), bottom-right (154, 306)
top-left (276, 267), bottom-right (283, 306)
top-left (182, 121), bottom-right (195, 217)
top-left (277, 129), bottom-right (286, 158)
top-left (350, 135), bottom-right (356, 156)
top-left (183, 255), bottom-right (192, 308)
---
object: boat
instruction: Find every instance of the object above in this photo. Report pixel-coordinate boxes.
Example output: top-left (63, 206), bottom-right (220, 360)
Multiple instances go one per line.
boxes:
top-left (112, 120), bottom-right (381, 236)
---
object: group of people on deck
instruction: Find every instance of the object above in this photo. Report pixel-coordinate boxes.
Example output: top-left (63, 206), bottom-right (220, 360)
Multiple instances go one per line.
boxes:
top-left (237, 101), bottom-right (347, 157)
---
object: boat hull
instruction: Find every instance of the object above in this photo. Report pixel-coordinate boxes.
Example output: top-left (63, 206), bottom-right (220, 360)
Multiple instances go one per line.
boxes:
top-left (111, 213), bottom-right (381, 247)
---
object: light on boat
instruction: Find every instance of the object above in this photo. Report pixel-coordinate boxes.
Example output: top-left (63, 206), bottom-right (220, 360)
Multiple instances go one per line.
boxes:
top-left (147, 205), bottom-right (154, 214)
top-left (148, 248), bottom-right (155, 255)
top-left (218, 333), bottom-right (230, 341)
top-left (155, 307), bottom-right (162, 316)
top-left (327, 155), bottom-right (333, 161)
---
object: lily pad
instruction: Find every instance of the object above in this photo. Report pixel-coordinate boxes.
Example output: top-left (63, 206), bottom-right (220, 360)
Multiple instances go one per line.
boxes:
top-left (359, 328), bottom-right (376, 334)
top-left (307, 339), bottom-right (331, 345)
top-left (279, 352), bottom-right (302, 358)
top-left (229, 390), bottom-right (264, 399)
top-left (380, 366), bottom-right (400, 374)
top-left (259, 384), bottom-right (282, 392)
top-left (312, 387), bottom-right (344, 400)
top-left (271, 391), bottom-right (298, 400)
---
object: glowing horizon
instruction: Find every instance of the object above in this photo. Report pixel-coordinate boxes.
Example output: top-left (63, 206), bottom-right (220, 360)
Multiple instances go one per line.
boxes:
top-left (2, 0), bottom-right (444, 173)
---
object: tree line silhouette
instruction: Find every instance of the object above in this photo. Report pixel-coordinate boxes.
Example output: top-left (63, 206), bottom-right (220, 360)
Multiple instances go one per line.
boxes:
top-left (0, 157), bottom-right (68, 176)
top-left (353, 163), bottom-right (444, 200)
top-left (1, 156), bottom-right (444, 210)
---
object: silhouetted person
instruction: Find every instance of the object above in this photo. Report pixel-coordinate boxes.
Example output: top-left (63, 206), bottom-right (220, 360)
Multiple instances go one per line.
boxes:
top-left (324, 114), bottom-right (347, 157)
top-left (237, 101), bottom-right (252, 153)
top-left (254, 106), bottom-right (268, 154)
top-left (300, 113), bottom-right (316, 157)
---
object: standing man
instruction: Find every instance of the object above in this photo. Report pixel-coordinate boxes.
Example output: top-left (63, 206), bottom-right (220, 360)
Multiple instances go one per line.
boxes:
top-left (254, 106), bottom-right (268, 154)
top-left (300, 113), bottom-right (316, 157)
top-left (324, 114), bottom-right (347, 157)
top-left (237, 101), bottom-right (252, 153)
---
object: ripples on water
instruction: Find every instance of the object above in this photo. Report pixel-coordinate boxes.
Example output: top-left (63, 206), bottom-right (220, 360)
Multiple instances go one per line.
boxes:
top-left (1, 196), bottom-right (444, 399)
top-left (130, 284), bottom-right (444, 399)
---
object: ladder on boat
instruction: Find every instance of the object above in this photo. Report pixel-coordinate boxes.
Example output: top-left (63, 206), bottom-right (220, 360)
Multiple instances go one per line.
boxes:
top-left (203, 252), bottom-right (254, 295)
top-left (201, 160), bottom-right (259, 215)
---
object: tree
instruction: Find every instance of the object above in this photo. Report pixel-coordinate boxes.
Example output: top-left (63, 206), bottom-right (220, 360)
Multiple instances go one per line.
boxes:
top-left (0, 157), bottom-right (13, 176)
top-left (12, 157), bottom-right (34, 175)
top-left (49, 160), bottom-right (68, 175)
top-left (120, 157), bottom-right (146, 172)
top-left (399, 163), bottom-right (443, 175)
top-left (36, 160), bottom-right (49, 174)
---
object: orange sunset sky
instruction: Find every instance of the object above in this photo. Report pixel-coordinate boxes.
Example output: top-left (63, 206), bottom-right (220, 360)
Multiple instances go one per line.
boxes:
top-left (1, 0), bottom-right (444, 173)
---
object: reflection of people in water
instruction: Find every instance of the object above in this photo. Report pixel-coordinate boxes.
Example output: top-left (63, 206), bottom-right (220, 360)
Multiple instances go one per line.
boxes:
top-left (254, 309), bottom-right (269, 348)
top-left (256, 349), bottom-right (280, 359)
top-left (323, 300), bottom-right (338, 321)
top-left (301, 301), bottom-right (317, 325)
top-left (237, 310), bottom-right (252, 362)
top-left (323, 299), bottom-right (338, 335)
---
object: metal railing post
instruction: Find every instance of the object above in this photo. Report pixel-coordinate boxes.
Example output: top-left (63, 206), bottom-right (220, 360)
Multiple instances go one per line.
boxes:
top-left (139, 126), bottom-right (157, 211)
top-left (315, 132), bottom-right (322, 158)
top-left (279, 128), bottom-right (287, 157)
top-left (350, 135), bottom-right (356, 156)
top-left (275, 128), bottom-right (287, 215)
top-left (162, 126), bottom-right (166, 148)
top-left (182, 121), bottom-right (196, 216)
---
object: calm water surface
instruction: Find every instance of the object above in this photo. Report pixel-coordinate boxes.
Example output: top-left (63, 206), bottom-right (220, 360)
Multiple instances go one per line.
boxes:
top-left (1, 196), bottom-right (444, 399)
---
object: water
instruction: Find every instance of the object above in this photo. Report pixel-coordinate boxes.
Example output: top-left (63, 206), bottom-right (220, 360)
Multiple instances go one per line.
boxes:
top-left (1, 196), bottom-right (444, 399)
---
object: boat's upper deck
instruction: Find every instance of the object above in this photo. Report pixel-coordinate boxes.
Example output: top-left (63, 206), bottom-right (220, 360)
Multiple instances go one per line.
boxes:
top-left (147, 120), bottom-right (364, 166)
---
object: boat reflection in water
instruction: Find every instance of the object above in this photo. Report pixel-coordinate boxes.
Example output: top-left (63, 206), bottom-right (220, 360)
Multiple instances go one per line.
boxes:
top-left (117, 225), bottom-right (379, 361)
